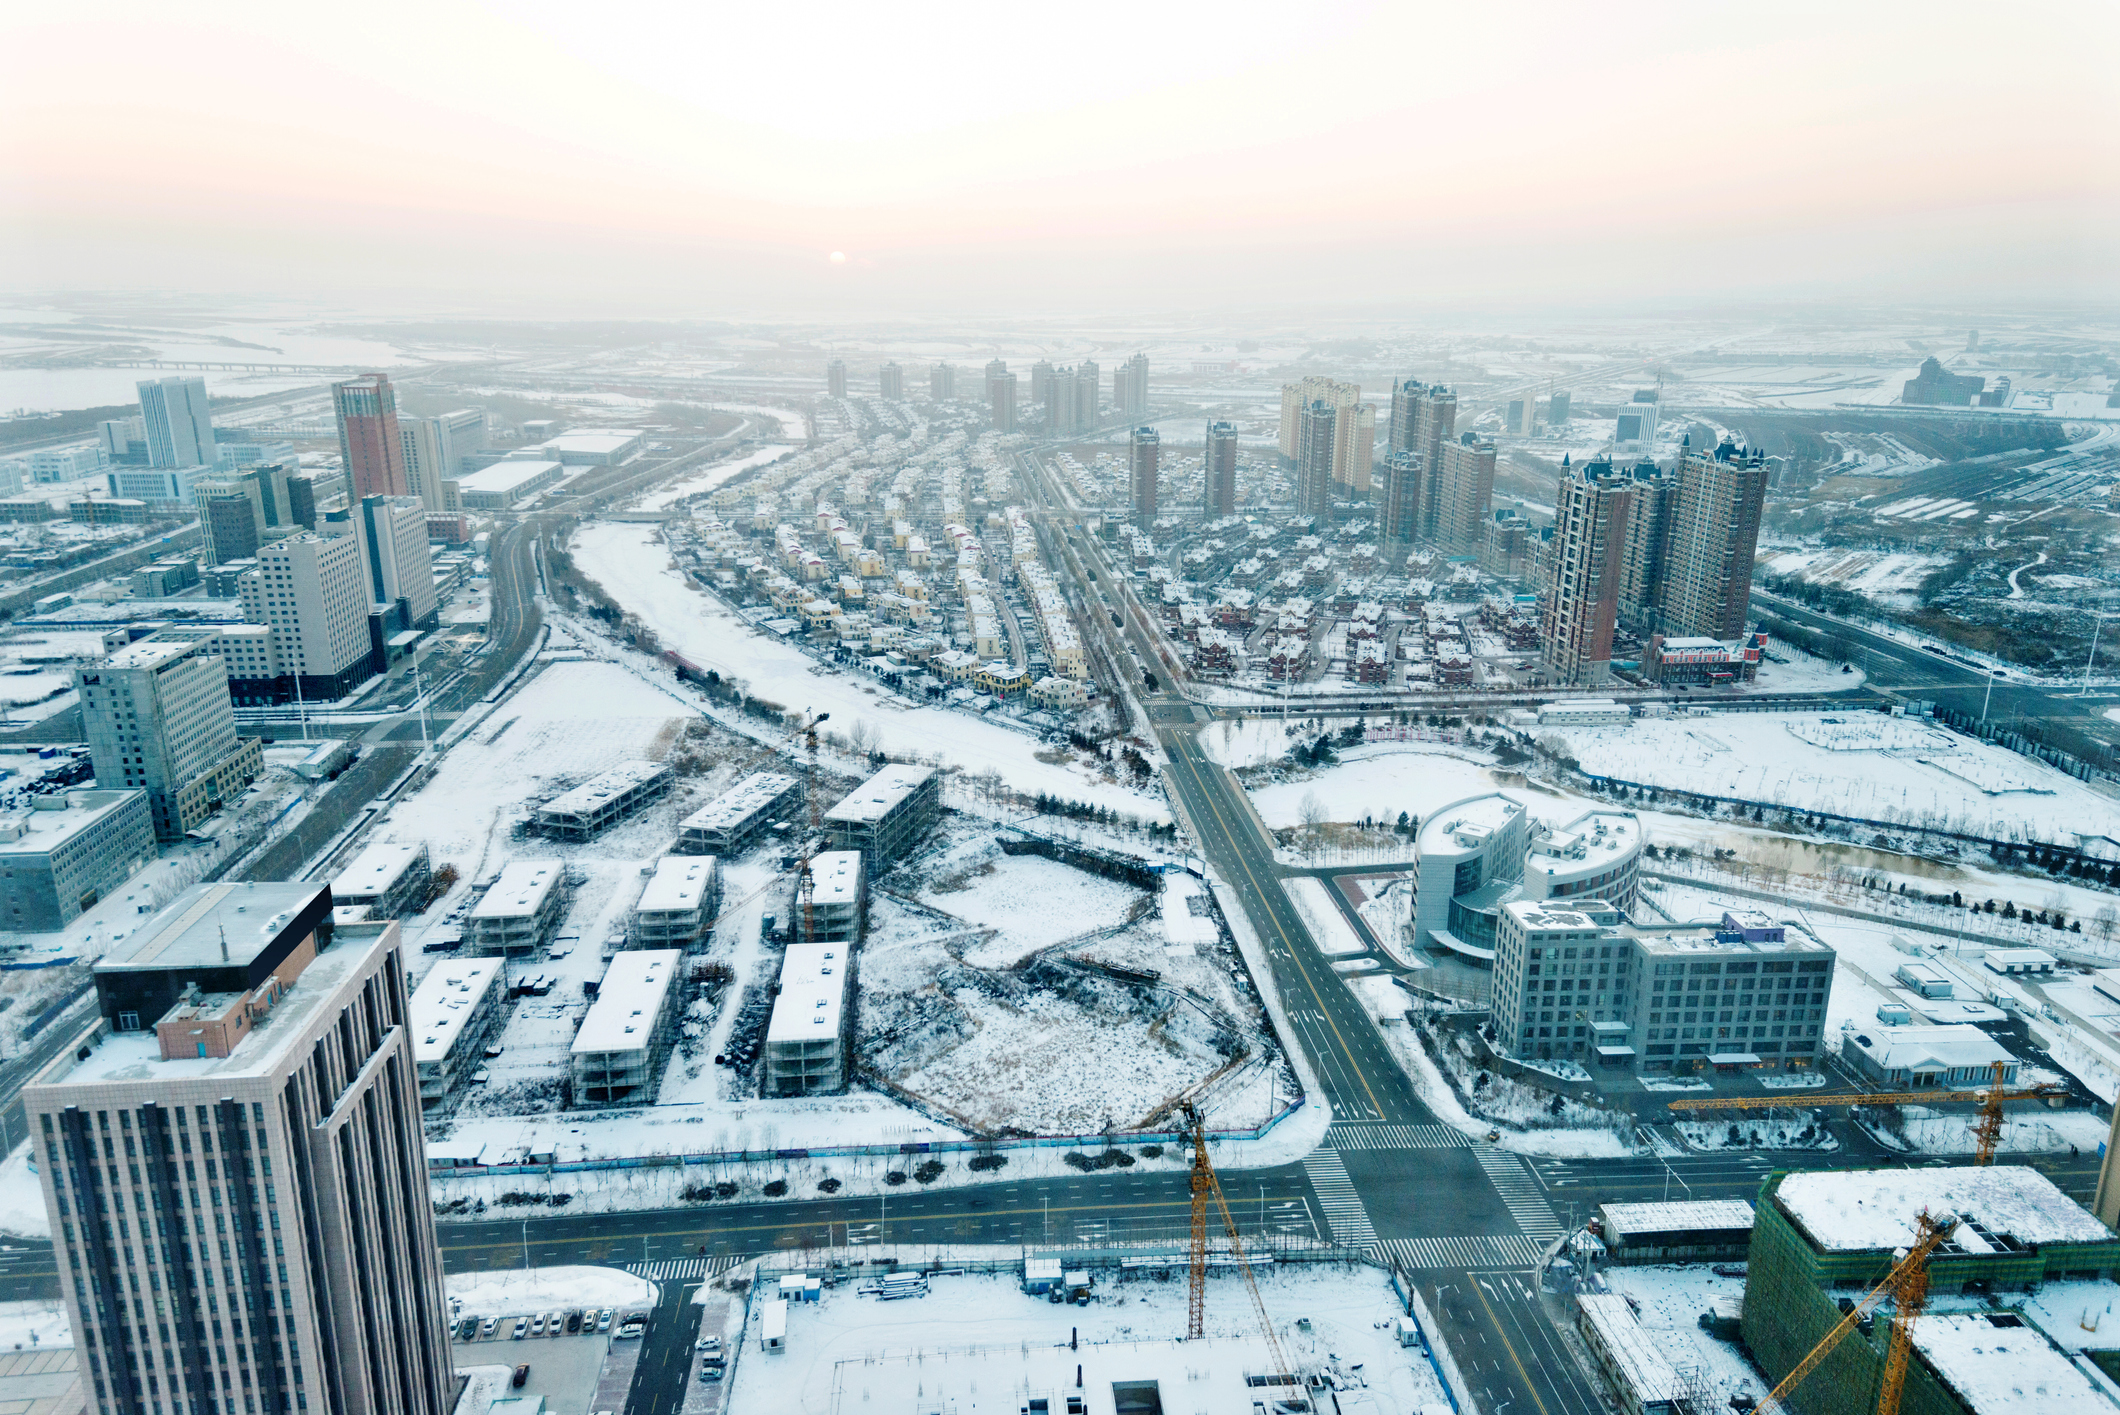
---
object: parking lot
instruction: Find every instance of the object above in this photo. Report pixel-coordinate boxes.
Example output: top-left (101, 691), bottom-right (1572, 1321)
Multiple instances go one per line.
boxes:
top-left (451, 1306), bottom-right (621, 1414)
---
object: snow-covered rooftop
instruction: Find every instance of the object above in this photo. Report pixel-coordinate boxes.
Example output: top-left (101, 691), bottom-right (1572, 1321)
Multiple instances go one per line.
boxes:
top-left (409, 958), bottom-right (502, 1064)
top-left (330, 840), bottom-right (425, 903)
top-left (535, 760), bottom-right (669, 818)
top-left (1577, 1293), bottom-right (1686, 1404)
top-left (458, 460), bottom-right (561, 496)
top-left (1846, 1023), bottom-right (2013, 1075)
top-left (1600, 1199), bottom-right (1755, 1240)
top-left (765, 942), bottom-right (847, 1043)
top-left (1775, 1166), bottom-right (2112, 1254)
top-left (572, 949), bottom-right (679, 1056)
top-left (679, 771), bottom-right (797, 832)
top-left (636, 855), bottom-right (715, 916)
top-left (808, 850), bottom-right (863, 905)
top-left (822, 764), bottom-right (935, 826)
top-left (470, 860), bottom-right (560, 921)
top-left (1911, 1312), bottom-right (2113, 1414)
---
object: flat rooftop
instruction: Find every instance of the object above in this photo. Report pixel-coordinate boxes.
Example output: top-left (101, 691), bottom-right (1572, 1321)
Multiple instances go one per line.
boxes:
top-left (1775, 1165), bottom-right (2112, 1254)
top-left (537, 760), bottom-right (669, 817)
top-left (42, 922), bottom-right (391, 1087)
top-left (409, 958), bottom-right (503, 1064)
top-left (331, 840), bottom-right (426, 901)
top-left (541, 430), bottom-right (642, 455)
top-left (1911, 1312), bottom-right (2113, 1414)
top-left (0, 790), bottom-right (143, 855)
top-left (637, 856), bottom-right (715, 915)
top-left (1600, 1199), bottom-right (1755, 1237)
top-left (471, 861), bottom-right (561, 921)
top-left (458, 460), bottom-right (562, 494)
top-left (573, 949), bottom-right (680, 1056)
top-left (96, 881), bottom-right (326, 975)
top-left (98, 636), bottom-right (202, 671)
top-left (765, 941), bottom-right (848, 1044)
top-left (808, 850), bottom-right (863, 905)
top-left (681, 771), bottom-right (797, 831)
top-left (823, 764), bottom-right (936, 826)
top-left (1415, 793), bottom-right (1523, 856)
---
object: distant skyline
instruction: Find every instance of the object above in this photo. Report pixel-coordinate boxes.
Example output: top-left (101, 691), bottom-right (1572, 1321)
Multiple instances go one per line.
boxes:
top-left (3, 0), bottom-right (2116, 316)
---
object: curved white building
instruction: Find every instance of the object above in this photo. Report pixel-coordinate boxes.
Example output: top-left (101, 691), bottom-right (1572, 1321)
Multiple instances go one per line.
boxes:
top-left (1410, 794), bottom-right (1642, 962)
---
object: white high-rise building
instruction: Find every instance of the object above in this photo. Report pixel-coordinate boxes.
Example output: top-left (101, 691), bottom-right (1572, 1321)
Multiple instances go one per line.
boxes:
top-left (357, 495), bottom-right (439, 628)
top-left (76, 636), bottom-right (259, 840)
top-left (136, 376), bottom-right (216, 469)
top-left (239, 533), bottom-right (374, 699)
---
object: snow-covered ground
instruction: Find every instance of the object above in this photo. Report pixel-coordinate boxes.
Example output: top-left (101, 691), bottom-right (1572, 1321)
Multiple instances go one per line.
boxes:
top-left (0, 1143), bottom-right (48, 1239)
top-left (444, 1264), bottom-right (654, 1317)
top-left (725, 1263), bottom-right (1450, 1415)
top-left (1593, 1267), bottom-right (1763, 1410)
top-left (1855, 1105), bottom-right (2108, 1157)
top-left (1283, 878), bottom-right (1366, 955)
top-left (633, 445), bottom-right (795, 512)
top-left (1249, 744), bottom-right (1502, 828)
top-left (569, 522), bottom-right (1167, 817)
top-left (0, 1298), bottom-right (71, 1351)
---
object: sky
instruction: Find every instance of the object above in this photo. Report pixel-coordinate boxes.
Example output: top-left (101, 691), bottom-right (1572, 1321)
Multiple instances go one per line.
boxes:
top-left (2, 0), bottom-right (2116, 317)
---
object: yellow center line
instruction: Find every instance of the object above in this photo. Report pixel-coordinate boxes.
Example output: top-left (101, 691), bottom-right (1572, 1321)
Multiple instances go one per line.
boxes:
top-left (1168, 736), bottom-right (1387, 1118)
top-left (1472, 1277), bottom-right (1553, 1415)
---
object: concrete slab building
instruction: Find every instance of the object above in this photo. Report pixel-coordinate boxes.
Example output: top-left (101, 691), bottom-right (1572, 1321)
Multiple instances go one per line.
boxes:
top-left (0, 789), bottom-right (154, 931)
top-left (467, 859), bottom-right (566, 955)
top-left (631, 855), bottom-right (721, 950)
top-left (571, 949), bottom-right (681, 1107)
top-left (330, 839), bottom-right (432, 919)
top-left (763, 942), bottom-right (851, 1096)
top-left (533, 760), bottom-right (673, 841)
top-left (822, 764), bottom-right (939, 866)
top-left (409, 956), bottom-right (503, 1115)
top-left (675, 771), bottom-right (798, 855)
top-left (794, 849), bottom-right (864, 944)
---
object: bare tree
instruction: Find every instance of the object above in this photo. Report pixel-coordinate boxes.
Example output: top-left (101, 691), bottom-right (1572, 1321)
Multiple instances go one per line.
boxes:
top-left (1299, 791), bottom-right (1328, 858)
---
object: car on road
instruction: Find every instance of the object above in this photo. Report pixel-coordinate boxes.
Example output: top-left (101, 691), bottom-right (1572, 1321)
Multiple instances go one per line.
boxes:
top-left (596, 1310), bottom-right (613, 1333)
top-left (511, 1317), bottom-right (529, 1340)
top-left (511, 1365), bottom-right (529, 1389)
top-left (1712, 1264), bottom-right (1748, 1278)
top-left (480, 1318), bottom-right (498, 1339)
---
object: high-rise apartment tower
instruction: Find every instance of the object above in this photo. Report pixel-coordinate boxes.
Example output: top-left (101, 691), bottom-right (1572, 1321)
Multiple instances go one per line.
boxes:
top-left (1539, 457), bottom-right (1632, 687)
top-left (1661, 442), bottom-right (1770, 641)
top-left (1205, 422), bottom-right (1238, 520)
top-left (1296, 402), bottom-right (1338, 519)
top-left (1129, 427), bottom-right (1160, 524)
top-left (826, 360), bottom-right (847, 398)
top-left (878, 362), bottom-right (903, 400)
top-left (1115, 354), bottom-right (1150, 419)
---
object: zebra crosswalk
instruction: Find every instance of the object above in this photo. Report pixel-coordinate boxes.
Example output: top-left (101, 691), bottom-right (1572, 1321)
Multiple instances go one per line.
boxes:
top-left (1376, 1235), bottom-right (1545, 1271)
top-left (1324, 1123), bottom-right (1473, 1151)
top-left (629, 1257), bottom-right (737, 1282)
top-left (1474, 1149), bottom-right (1563, 1241)
top-left (1299, 1149), bottom-right (1379, 1249)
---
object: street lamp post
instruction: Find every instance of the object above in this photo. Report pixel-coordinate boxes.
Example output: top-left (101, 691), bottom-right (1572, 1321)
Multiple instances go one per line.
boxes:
top-left (2082, 613), bottom-right (2110, 698)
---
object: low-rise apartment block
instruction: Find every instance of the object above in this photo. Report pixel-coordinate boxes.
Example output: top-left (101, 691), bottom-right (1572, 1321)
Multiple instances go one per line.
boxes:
top-left (571, 949), bottom-right (681, 1107)
top-left (822, 763), bottom-right (940, 866)
top-left (409, 957), bottom-right (503, 1115)
top-left (631, 855), bottom-right (721, 949)
top-left (676, 771), bottom-right (799, 854)
top-left (330, 839), bottom-right (432, 919)
top-left (0, 789), bottom-right (155, 931)
top-left (532, 760), bottom-right (673, 840)
top-left (466, 859), bottom-right (566, 955)
top-left (795, 849), bottom-right (865, 944)
top-left (764, 942), bottom-right (851, 1096)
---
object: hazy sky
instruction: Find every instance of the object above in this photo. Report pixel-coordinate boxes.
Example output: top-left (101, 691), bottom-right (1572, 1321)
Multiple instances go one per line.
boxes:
top-left (4, 0), bottom-right (2116, 317)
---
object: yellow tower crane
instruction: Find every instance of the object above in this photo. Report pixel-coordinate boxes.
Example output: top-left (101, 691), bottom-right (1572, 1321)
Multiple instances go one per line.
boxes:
top-left (1758, 1209), bottom-right (1957, 1415)
top-left (1180, 1102), bottom-right (1296, 1390)
top-left (1665, 1061), bottom-right (2066, 1164)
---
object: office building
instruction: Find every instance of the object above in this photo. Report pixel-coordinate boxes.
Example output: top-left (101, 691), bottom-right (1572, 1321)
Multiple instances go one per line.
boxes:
top-left (1295, 400), bottom-right (1337, 518)
top-left (284, 473), bottom-right (318, 530)
top-left (676, 771), bottom-right (799, 855)
top-left (531, 760), bottom-right (673, 840)
top-left (1902, 356), bottom-right (1985, 407)
top-left (1205, 421), bottom-right (1238, 519)
top-left (929, 364), bottom-right (955, 400)
top-left (1332, 400), bottom-right (1375, 496)
top-left (330, 840), bottom-right (432, 920)
top-left (213, 439), bottom-right (297, 476)
top-left (793, 850), bottom-right (864, 945)
top-left (1540, 457), bottom-right (1631, 686)
top-left (135, 376), bottom-right (215, 469)
top-left (436, 408), bottom-right (487, 470)
top-left (356, 495), bottom-right (439, 630)
top-left (238, 533), bottom-right (374, 700)
top-left (409, 956), bottom-right (503, 1115)
top-left (1129, 426), bottom-right (1159, 524)
top-left (108, 465), bottom-right (210, 504)
top-left (1745, 1166), bottom-right (2118, 1415)
top-left (1115, 353), bottom-right (1150, 419)
top-left (571, 949), bottom-right (681, 1106)
top-left (826, 359), bottom-right (847, 399)
top-left (0, 789), bottom-right (155, 931)
top-left (1614, 390), bottom-right (1659, 451)
top-left (1277, 377), bottom-right (1358, 462)
top-left (1843, 1024), bottom-right (2017, 1091)
top-left (1430, 435), bottom-right (1497, 554)
top-left (99, 416), bottom-right (145, 463)
top-left (631, 855), bottom-right (721, 949)
top-left (195, 483), bottom-right (264, 566)
top-left (77, 636), bottom-right (261, 841)
top-left (764, 942), bottom-right (851, 1096)
top-left (1411, 796), bottom-right (1642, 961)
top-left (1660, 442), bottom-right (1769, 642)
top-left (987, 368), bottom-right (1016, 433)
top-left (1506, 398), bottom-right (1530, 436)
top-left (822, 764), bottom-right (938, 866)
top-left (1493, 900), bottom-right (1832, 1072)
top-left (331, 374), bottom-right (408, 501)
top-left (31, 447), bottom-right (108, 483)
top-left (466, 859), bottom-right (565, 955)
top-left (24, 884), bottom-right (455, 1415)
top-left (878, 362), bottom-right (903, 400)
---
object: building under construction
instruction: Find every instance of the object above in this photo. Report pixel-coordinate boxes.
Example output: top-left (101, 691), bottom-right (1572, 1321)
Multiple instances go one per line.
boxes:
top-left (1742, 1165), bottom-right (2120, 1415)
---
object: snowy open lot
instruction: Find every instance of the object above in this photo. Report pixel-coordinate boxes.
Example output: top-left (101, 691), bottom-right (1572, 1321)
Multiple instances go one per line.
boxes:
top-left (444, 1264), bottom-right (654, 1317)
top-left (569, 522), bottom-right (1167, 817)
top-left (1249, 744), bottom-right (1503, 828)
top-left (726, 1263), bottom-right (1449, 1415)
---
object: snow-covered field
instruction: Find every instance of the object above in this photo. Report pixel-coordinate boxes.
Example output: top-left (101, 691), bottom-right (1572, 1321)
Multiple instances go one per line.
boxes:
top-left (1550, 712), bottom-right (2119, 841)
top-left (569, 522), bottom-right (1166, 817)
top-left (633, 445), bottom-right (794, 512)
top-left (726, 1263), bottom-right (1450, 1415)
top-left (1762, 548), bottom-right (1948, 605)
top-left (1249, 744), bottom-right (1501, 828)
top-left (444, 1264), bottom-right (654, 1317)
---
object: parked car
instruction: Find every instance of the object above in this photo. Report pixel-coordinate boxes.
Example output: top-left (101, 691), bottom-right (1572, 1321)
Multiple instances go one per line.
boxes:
top-left (701, 1366), bottom-right (724, 1383)
top-left (480, 1317), bottom-right (498, 1339)
top-left (511, 1317), bottom-right (529, 1340)
top-left (696, 1335), bottom-right (721, 1353)
top-left (457, 1317), bottom-right (479, 1341)
top-left (579, 1308), bottom-right (597, 1332)
top-left (546, 1311), bottom-right (564, 1337)
top-left (616, 1315), bottom-right (646, 1340)
top-left (1711, 1264), bottom-right (1747, 1278)
top-left (529, 1314), bottom-right (546, 1337)
top-left (597, 1310), bottom-right (613, 1333)
top-left (565, 1311), bottom-right (583, 1334)
top-left (511, 1365), bottom-right (529, 1389)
